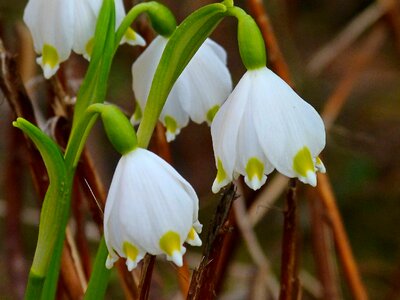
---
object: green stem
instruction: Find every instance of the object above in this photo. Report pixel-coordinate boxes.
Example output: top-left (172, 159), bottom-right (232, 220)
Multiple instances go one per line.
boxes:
top-left (114, 2), bottom-right (176, 51)
top-left (25, 271), bottom-right (44, 300)
top-left (84, 238), bottom-right (111, 300)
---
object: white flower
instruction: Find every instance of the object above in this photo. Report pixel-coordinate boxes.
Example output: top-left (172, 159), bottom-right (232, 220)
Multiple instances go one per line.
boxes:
top-left (23, 0), bottom-right (145, 79)
top-left (211, 67), bottom-right (326, 193)
top-left (131, 36), bottom-right (232, 142)
top-left (104, 148), bottom-right (202, 270)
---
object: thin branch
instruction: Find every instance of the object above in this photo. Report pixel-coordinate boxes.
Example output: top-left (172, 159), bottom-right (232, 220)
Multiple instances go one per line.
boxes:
top-left (0, 38), bottom-right (48, 198)
top-left (316, 173), bottom-right (368, 300)
top-left (307, 2), bottom-right (385, 74)
top-left (321, 25), bottom-right (387, 129)
top-left (72, 178), bottom-right (92, 278)
top-left (279, 179), bottom-right (300, 300)
top-left (308, 190), bottom-right (342, 300)
top-left (378, 0), bottom-right (400, 53)
top-left (187, 185), bottom-right (236, 300)
top-left (248, 174), bottom-right (289, 227)
top-left (139, 255), bottom-right (156, 300)
top-left (60, 228), bottom-right (87, 300)
top-left (234, 182), bottom-right (280, 299)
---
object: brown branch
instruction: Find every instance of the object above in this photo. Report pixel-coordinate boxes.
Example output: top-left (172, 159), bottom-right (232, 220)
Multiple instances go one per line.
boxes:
top-left (0, 39), bottom-right (48, 198)
top-left (138, 255), bottom-right (156, 300)
top-left (321, 25), bottom-right (387, 129)
top-left (248, 174), bottom-right (289, 227)
top-left (279, 179), bottom-right (300, 300)
top-left (234, 182), bottom-right (279, 299)
top-left (316, 173), bottom-right (368, 300)
top-left (308, 190), bottom-right (342, 300)
top-left (60, 228), bottom-right (87, 300)
top-left (72, 178), bottom-right (92, 278)
top-left (187, 185), bottom-right (236, 299)
top-left (378, 0), bottom-right (400, 53)
top-left (307, 2), bottom-right (385, 75)
top-left (246, 0), bottom-right (293, 86)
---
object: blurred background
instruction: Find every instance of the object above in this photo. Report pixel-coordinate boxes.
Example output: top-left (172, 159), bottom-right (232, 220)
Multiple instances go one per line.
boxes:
top-left (0, 0), bottom-right (400, 299)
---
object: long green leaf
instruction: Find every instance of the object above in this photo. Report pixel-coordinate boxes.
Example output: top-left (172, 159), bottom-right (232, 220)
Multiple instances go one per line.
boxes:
top-left (137, 3), bottom-right (228, 147)
top-left (13, 118), bottom-right (68, 300)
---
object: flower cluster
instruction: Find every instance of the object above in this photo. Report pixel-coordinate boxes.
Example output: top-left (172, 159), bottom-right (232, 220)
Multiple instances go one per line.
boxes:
top-left (132, 36), bottom-right (232, 141)
top-left (104, 148), bottom-right (202, 270)
top-left (23, 0), bottom-right (145, 78)
top-left (211, 67), bottom-right (326, 192)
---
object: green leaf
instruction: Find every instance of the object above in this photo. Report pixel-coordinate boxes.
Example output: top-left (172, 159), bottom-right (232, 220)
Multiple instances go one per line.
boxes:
top-left (13, 118), bottom-right (70, 300)
top-left (136, 3), bottom-right (228, 147)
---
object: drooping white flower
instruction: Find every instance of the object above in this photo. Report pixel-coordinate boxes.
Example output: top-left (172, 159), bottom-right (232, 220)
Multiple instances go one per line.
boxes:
top-left (211, 67), bottom-right (326, 193)
top-left (23, 0), bottom-right (145, 79)
top-left (104, 148), bottom-right (202, 270)
top-left (132, 36), bottom-right (232, 142)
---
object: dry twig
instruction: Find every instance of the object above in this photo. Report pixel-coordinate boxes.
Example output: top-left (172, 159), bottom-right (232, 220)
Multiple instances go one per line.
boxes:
top-left (279, 179), bottom-right (300, 300)
top-left (234, 182), bottom-right (280, 299)
top-left (307, 2), bottom-right (385, 74)
top-left (187, 185), bottom-right (236, 299)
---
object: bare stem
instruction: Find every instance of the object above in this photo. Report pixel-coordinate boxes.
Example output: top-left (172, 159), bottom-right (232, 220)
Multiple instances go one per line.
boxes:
top-left (187, 185), bottom-right (236, 299)
top-left (279, 179), bottom-right (300, 300)
top-left (317, 173), bottom-right (368, 300)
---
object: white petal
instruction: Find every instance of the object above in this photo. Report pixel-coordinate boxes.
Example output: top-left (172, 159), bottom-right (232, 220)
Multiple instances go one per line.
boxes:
top-left (168, 249), bottom-right (184, 267)
top-left (186, 230), bottom-right (202, 247)
top-left (24, 0), bottom-right (74, 75)
top-left (193, 220), bottom-right (203, 234)
top-left (114, 0), bottom-right (127, 27)
top-left (122, 29), bottom-right (146, 47)
top-left (204, 38), bottom-right (228, 64)
top-left (315, 157), bottom-right (326, 173)
top-left (235, 85), bottom-right (274, 190)
top-left (252, 67), bottom-right (326, 179)
top-left (105, 149), bottom-right (197, 255)
top-left (71, 0), bottom-right (103, 58)
top-left (132, 36), bottom-right (168, 114)
top-left (211, 72), bottom-right (252, 192)
top-left (160, 76), bottom-right (191, 141)
top-left (105, 255), bottom-right (118, 269)
top-left (179, 39), bottom-right (232, 124)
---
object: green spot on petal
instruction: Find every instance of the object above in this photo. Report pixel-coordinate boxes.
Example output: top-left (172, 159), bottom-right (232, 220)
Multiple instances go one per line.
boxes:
top-left (164, 115), bottom-right (177, 134)
top-left (159, 231), bottom-right (181, 256)
top-left (206, 105), bottom-right (220, 123)
top-left (216, 158), bottom-right (227, 183)
top-left (293, 147), bottom-right (315, 177)
top-left (123, 242), bottom-right (139, 262)
top-left (187, 228), bottom-right (196, 241)
top-left (124, 28), bottom-right (137, 42)
top-left (245, 157), bottom-right (264, 180)
top-left (85, 37), bottom-right (94, 58)
top-left (42, 44), bottom-right (59, 68)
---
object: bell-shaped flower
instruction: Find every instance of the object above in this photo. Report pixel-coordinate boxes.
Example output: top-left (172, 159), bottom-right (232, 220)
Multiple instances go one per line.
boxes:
top-left (131, 36), bottom-right (232, 142)
top-left (211, 67), bottom-right (326, 193)
top-left (104, 148), bottom-right (202, 270)
top-left (23, 0), bottom-right (145, 79)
